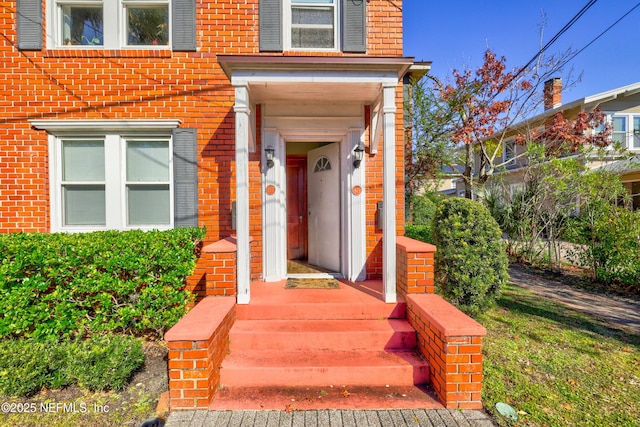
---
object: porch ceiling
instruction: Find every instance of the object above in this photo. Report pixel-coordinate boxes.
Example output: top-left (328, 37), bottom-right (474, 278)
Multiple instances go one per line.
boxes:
top-left (217, 55), bottom-right (415, 104)
top-left (247, 80), bottom-right (382, 103)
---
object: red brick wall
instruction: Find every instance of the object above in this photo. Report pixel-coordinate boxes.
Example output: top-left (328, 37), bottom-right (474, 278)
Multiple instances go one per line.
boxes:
top-left (406, 294), bottom-right (486, 409)
top-left (396, 236), bottom-right (436, 299)
top-left (165, 297), bottom-right (236, 410)
top-left (0, 0), bottom-right (405, 279)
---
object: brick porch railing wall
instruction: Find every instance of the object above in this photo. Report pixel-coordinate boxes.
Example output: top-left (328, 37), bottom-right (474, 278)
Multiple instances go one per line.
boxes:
top-left (186, 237), bottom-right (240, 303)
top-left (396, 236), bottom-right (487, 409)
top-left (164, 297), bottom-right (236, 410)
top-left (396, 236), bottom-right (437, 300)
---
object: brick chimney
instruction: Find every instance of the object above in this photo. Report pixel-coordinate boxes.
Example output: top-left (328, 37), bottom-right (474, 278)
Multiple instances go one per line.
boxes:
top-left (544, 78), bottom-right (562, 110)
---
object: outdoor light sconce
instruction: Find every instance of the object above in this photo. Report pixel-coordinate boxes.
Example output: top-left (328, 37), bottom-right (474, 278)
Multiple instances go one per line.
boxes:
top-left (264, 146), bottom-right (275, 169)
top-left (352, 144), bottom-right (365, 168)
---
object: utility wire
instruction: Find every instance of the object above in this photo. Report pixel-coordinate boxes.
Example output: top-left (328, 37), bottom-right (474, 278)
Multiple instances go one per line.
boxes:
top-left (514, 0), bottom-right (599, 79)
top-left (560, 2), bottom-right (640, 67)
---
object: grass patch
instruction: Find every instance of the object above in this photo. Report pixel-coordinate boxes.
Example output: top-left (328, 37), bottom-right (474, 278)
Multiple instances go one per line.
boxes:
top-left (478, 283), bottom-right (640, 426)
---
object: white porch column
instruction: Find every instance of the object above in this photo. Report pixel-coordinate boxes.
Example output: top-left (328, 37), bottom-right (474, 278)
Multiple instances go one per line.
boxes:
top-left (262, 129), bottom-right (287, 281)
top-left (382, 84), bottom-right (397, 303)
top-left (347, 129), bottom-right (367, 281)
top-left (234, 85), bottom-right (251, 304)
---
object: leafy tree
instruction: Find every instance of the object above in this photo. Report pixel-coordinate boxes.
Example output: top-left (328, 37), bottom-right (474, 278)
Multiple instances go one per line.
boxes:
top-left (492, 156), bottom-right (585, 268)
top-left (566, 170), bottom-right (636, 283)
top-left (405, 48), bottom-right (611, 199)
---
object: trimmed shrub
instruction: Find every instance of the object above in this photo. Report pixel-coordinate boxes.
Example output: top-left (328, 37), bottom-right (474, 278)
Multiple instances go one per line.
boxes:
top-left (408, 194), bottom-right (438, 225)
top-left (405, 224), bottom-right (432, 244)
top-left (0, 335), bottom-right (144, 396)
top-left (0, 228), bottom-right (205, 340)
top-left (432, 198), bottom-right (509, 316)
top-left (69, 335), bottom-right (145, 392)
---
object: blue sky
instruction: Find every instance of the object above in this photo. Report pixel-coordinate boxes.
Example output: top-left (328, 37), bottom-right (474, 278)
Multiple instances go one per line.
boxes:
top-left (403, 1), bottom-right (640, 103)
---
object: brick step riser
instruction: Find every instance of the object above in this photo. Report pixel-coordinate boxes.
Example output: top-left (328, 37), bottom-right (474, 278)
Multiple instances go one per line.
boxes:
top-left (220, 365), bottom-right (430, 388)
top-left (229, 330), bottom-right (417, 351)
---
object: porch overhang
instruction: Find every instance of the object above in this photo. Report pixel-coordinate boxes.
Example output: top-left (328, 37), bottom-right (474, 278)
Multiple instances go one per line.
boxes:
top-left (217, 55), bottom-right (415, 104)
top-left (222, 55), bottom-right (415, 305)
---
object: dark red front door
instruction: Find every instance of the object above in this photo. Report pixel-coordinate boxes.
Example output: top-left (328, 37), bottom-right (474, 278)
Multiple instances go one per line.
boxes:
top-left (287, 156), bottom-right (307, 260)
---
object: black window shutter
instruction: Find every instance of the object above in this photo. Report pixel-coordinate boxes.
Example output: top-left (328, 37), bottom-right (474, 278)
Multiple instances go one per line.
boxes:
top-left (17, 0), bottom-right (42, 50)
top-left (342, 0), bottom-right (366, 53)
top-left (259, 0), bottom-right (283, 52)
top-left (173, 128), bottom-right (199, 228)
top-left (172, 0), bottom-right (196, 51)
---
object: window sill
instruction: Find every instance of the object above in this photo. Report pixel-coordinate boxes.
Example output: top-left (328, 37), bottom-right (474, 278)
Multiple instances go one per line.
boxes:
top-left (43, 48), bottom-right (174, 59)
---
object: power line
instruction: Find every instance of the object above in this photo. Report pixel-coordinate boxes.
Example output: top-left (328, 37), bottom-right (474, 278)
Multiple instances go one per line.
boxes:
top-left (561, 2), bottom-right (640, 67)
top-left (516, 0), bottom-right (599, 78)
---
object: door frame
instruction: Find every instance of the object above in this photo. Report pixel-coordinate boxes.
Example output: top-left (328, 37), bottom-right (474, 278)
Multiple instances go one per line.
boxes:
top-left (261, 119), bottom-right (366, 283)
top-left (286, 154), bottom-right (308, 261)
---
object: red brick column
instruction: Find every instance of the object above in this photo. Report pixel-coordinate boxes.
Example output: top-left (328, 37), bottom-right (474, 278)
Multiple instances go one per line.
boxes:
top-left (396, 236), bottom-right (437, 300)
top-left (406, 294), bottom-right (487, 409)
top-left (186, 237), bottom-right (242, 302)
top-left (203, 237), bottom-right (238, 297)
top-left (164, 297), bottom-right (236, 410)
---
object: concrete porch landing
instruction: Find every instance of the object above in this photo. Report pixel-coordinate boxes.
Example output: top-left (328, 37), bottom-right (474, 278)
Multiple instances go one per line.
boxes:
top-left (214, 279), bottom-right (439, 411)
top-left (235, 279), bottom-right (406, 320)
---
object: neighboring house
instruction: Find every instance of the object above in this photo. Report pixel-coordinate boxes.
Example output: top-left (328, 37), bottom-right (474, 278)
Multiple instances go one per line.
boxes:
top-left (462, 79), bottom-right (640, 207)
top-left (437, 165), bottom-right (465, 197)
top-left (1, 0), bottom-right (426, 302)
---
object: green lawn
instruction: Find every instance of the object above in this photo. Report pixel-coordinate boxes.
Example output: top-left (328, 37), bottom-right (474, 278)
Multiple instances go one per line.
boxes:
top-left (479, 284), bottom-right (640, 426)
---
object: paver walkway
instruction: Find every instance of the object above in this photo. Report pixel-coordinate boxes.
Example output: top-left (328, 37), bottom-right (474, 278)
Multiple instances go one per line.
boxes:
top-left (164, 408), bottom-right (496, 426)
top-left (509, 264), bottom-right (640, 335)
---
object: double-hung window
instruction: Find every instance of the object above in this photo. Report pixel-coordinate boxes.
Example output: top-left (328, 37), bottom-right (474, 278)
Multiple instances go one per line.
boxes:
top-left (605, 114), bottom-right (640, 150)
top-left (503, 139), bottom-right (516, 164)
top-left (288, 0), bottom-right (337, 50)
top-left (125, 139), bottom-right (172, 225)
top-left (259, 0), bottom-right (366, 53)
top-left (611, 116), bottom-right (627, 146)
top-left (34, 121), bottom-right (198, 233)
top-left (60, 139), bottom-right (107, 226)
top-left (54, 134), bottom-right (173, 231)
top-left (48, 0), bottom-right (171, 48)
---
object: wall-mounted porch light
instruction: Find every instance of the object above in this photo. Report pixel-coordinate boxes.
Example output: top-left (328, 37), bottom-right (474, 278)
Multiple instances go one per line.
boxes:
top-left (352, 144), bottom-right (365, 168)
top-left (264, 145), bottom-right (275, 169)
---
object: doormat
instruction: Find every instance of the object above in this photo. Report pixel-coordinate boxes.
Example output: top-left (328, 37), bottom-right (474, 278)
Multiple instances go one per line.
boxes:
top-left (285, 278), bottom-right (341, 289)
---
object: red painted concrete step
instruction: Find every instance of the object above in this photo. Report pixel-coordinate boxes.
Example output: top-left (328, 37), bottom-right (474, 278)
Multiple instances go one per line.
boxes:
top-left (235, 301), bottom-right (407, 320)
top-left (220, 349), bottom-right (430, 387)
top-left (229, 319), bottom-right (417, 351)
top-left (210, 385), bottom-right (444, 411)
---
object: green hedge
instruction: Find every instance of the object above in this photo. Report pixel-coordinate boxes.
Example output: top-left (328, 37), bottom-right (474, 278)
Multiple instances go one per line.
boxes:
top-left (0, 335), bottom-right (144, 396)
top-left (405, 224), bottom-right (432, 244)
top-left (432, 198), bottom-right (509, 316)
top-left (0, 228), bottom-right (205, 340)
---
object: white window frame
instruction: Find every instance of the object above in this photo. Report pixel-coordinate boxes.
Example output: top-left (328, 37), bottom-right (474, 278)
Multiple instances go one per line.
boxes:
top-left (47, 0), bottom-right (171, 49)
top-left (48, 131), bottom-right (174, 232)
top-left (604, 113), bottom-right (640, 151)
top-left (284, 0), bottom-right (339, 51)
top-left (503, 138), bottom-right (516, 163)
